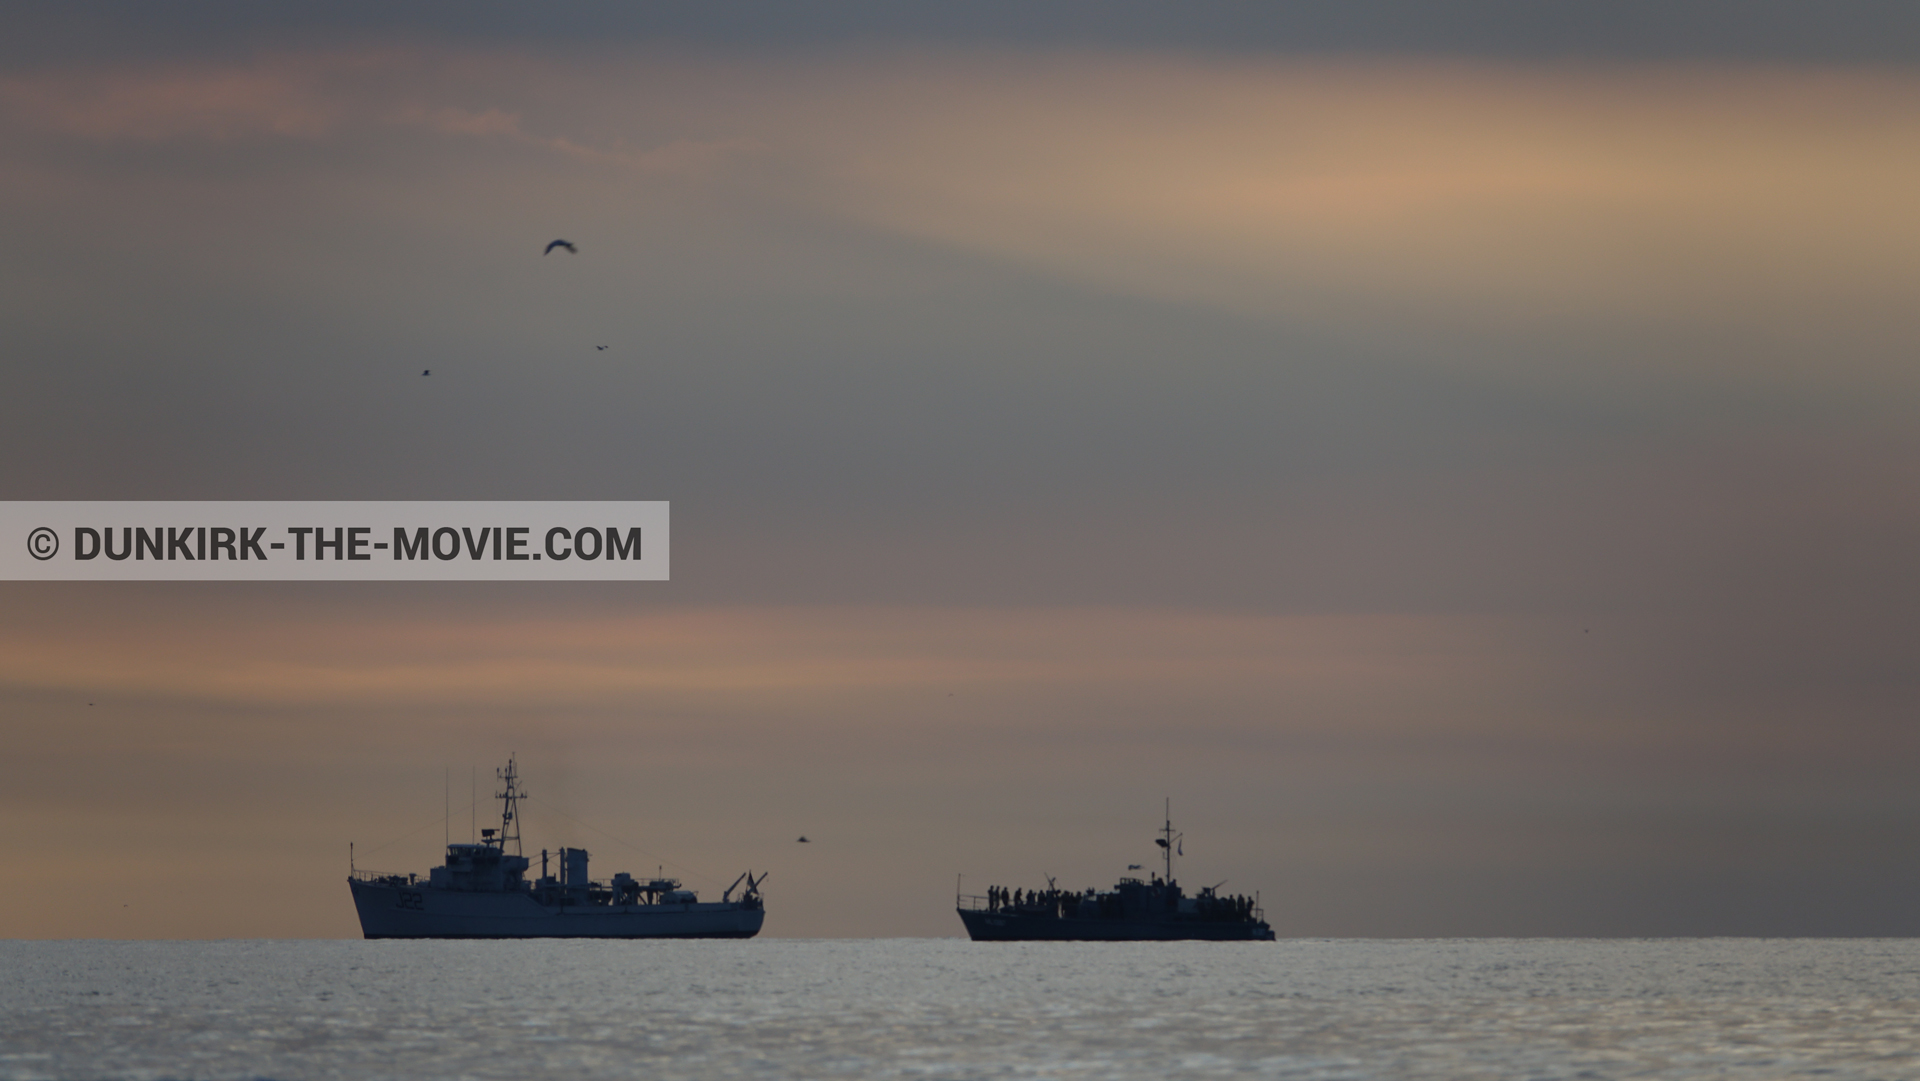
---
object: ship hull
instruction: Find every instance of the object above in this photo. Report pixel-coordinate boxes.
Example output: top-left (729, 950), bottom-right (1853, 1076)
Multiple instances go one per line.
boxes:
top-left (957, 908), bottom-right (1275, 942)
top-left (351, 879), bottom-right (765, 939)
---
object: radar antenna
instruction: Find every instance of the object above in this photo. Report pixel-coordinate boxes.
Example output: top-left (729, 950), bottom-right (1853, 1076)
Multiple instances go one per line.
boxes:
top-left (494, 755), bottom-right (526, 856)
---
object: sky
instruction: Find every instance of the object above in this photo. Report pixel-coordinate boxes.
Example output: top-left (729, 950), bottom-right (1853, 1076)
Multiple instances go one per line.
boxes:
top-left (4, 3), bottom-right (1919, 939)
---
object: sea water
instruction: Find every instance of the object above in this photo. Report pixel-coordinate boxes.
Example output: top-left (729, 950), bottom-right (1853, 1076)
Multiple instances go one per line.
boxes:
top-left (3, 939), bottom-right (1918, 1079)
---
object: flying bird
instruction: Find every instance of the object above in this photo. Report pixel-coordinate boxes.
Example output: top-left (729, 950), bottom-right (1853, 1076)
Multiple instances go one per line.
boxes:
top-left (596, 345), bottom-right (608, 351)
top-left (422, 369), bottom-right (431, 376)
top-left (797, 836), bottom-right (810, 843)
top-left (544, 239), bottom-right (578, 255)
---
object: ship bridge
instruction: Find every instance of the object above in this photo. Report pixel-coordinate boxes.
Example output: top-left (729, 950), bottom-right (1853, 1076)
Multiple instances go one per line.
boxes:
top-left (429, 830), bottom-right (532, 892)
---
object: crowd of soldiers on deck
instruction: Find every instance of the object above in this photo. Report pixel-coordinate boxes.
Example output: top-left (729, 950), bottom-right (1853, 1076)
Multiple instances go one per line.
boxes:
top-left (982, 883), bottom-right (1260, 923)
top-left (1192, 890), bottom-right (1260, 922)
top-left (985, 885), bottom-right (1081, 917)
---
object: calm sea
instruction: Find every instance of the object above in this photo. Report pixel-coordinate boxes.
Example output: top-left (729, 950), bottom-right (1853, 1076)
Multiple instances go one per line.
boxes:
top-left (3, 939), bottom-right (1917, 1079)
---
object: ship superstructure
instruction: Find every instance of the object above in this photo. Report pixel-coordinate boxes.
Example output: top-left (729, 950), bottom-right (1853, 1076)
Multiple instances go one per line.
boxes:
top-left (349, 757), bottom-right (765, 939)
top-left (956, 802), bottom-right (1273, 942)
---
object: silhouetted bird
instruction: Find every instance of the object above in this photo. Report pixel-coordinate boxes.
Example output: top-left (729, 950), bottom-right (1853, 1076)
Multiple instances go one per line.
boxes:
top-left (422, 369), bottom-right (431, 376)
top-left (544, 239), bottom-right (578, 255)
top-left (596, 345), bottom-right (608, 351)
top-left (797, 836), bottom-right (810, 843)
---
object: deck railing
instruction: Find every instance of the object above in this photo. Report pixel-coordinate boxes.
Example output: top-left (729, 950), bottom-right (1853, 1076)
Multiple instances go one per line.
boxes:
top-left (348, 869), bottom-right (419, 885)
top-left (958, 889), bottom-right (1269, 924)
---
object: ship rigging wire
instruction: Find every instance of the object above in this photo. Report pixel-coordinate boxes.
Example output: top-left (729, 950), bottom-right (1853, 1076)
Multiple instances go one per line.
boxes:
top-left (351, 783), bottom-right (726, 892)
top-left (357, 797), bottom-right (480, 860)
top-left (523, 795), bottom-right (723, 890)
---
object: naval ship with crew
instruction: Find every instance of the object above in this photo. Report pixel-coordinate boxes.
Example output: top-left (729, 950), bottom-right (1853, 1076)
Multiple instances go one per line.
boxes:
top-left (348, 757), bottom-right (765, 939)
top-left (957, 802), bottom-right (1274, 941)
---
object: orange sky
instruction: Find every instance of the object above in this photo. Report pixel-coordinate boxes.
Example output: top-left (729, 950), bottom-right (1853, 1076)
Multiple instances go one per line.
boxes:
top-left (4, 40), bottom-right (1920, 937)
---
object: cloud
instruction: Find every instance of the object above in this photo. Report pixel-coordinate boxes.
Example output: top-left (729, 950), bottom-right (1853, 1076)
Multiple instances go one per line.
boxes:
top-left (6, 43), bottom-right (1920, 937)
top-left (5, 593), bottom-right (1917, 938)
top-left (16, 47), bottom-right (1915, 392)
top-left (391, 100), bottom-right (763, 172)
top-left (0, 53), bottom-right (364, 141)
top-left (0, 600), bottom-right (1512, 720)
top-left (749, 56), bottom-right (1920, 389)
top-left (0, 49), bottom-right (760, 178)
top-left (15, 2), bottom-right (1920, 66)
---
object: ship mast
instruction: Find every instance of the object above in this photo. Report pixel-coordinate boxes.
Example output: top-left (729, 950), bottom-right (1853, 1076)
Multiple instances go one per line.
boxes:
top-left (495, 755), bottom-right (525, 856)
top-left (1163, 799), bottom-right (1173, 883)
top-left (1155, 798), bottom-right (1183, 884)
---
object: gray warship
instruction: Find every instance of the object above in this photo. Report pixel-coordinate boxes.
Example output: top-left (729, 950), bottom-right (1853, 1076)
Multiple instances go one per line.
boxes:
top-left (348, 758), bottom-right (766, 939)
top-left (956, 803), bottom-right (1274, 942)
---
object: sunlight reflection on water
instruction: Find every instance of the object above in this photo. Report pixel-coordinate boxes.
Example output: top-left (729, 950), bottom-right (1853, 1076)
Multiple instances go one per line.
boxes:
top-left (3, 939), bottom-right (1918, 1079)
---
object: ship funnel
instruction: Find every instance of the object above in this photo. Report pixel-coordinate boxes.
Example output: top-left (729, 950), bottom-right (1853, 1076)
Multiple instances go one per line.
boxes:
top-left (561, 847), bottom-right (590, 891)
